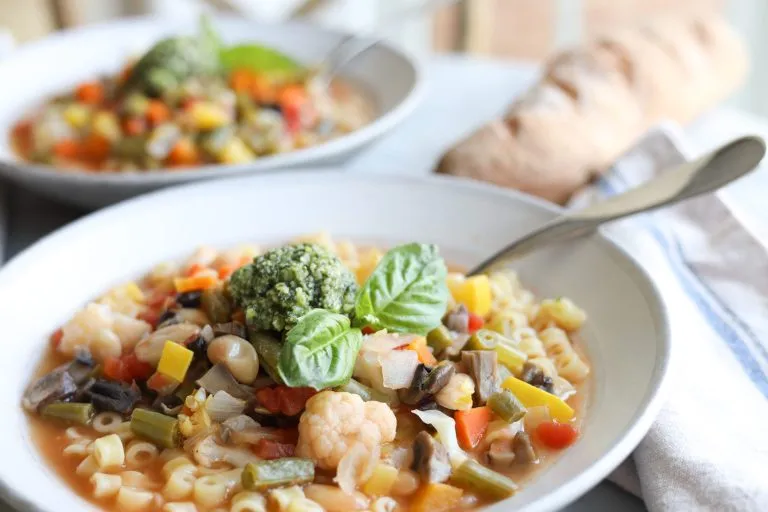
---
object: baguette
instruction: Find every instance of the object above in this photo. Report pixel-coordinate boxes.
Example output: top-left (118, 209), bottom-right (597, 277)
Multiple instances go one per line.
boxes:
top-left (436, 14), bottom-right (748, 204)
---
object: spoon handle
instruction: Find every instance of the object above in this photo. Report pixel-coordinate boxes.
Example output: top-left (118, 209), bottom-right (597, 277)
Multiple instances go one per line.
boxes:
top-left (469, 135), bottom-right (766, 275)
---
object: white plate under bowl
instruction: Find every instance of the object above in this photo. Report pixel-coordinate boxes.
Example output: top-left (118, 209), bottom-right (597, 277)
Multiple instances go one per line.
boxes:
top-left (0, 17), bottom-right (423, 209)
top-left (0, 172), bottom-right (669, 512)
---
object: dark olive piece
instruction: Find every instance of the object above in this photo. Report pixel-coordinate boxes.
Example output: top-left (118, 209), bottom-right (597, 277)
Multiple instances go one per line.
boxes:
top-left (176, 290), bottom-right (203, 308)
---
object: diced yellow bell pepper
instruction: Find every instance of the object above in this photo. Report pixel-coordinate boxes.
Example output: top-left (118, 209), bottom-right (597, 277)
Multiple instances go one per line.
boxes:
top-left (362, 463), bottom-right (398, 497)
top-left (63, 103), bottom-right (91, 129)
top-left (92, 110), bottom-right (121, 141)
top-left (355, 248), bottom-right (383, 284)
top-left (448, 274), bottom-right (491, 317)
top-left (189, 101), bottom-right (230, 131)
top-left (411, 483), bottom-right (464, 512)
top-left (219, 137), bottom-right (255, 164)
top-left (157, 341), bottom-right (195, 382)
top-left (123, 282), bottom-right (145, 303)
top-left (502, 376), bottom-right (574, 422)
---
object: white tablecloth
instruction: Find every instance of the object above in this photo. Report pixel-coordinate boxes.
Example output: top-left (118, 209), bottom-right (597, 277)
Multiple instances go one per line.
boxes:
top-left (5, 55), bottom-right (768, 512)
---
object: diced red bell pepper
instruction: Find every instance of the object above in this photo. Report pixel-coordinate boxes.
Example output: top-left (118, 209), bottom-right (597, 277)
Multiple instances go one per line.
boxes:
top-left (103, 353), bottom-right (153, 383)
top-left (536, 421), bottom-right (580, 449)
top-left (256, 386), bottom-right (318, 416)
top-left (468, 312), bottom-right (484, 333)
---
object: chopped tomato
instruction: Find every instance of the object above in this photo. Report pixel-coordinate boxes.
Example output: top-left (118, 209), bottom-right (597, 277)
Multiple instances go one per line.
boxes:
top-left (282, 102), bottom-right (302, 134)
top-left (232, 309), bottom-right (246, 323)
top-left (52, 139), bottom-right (80, 159)
top-left (122, 353), bottom-right (153, 381)
top-left (50, 329), bottom-right (64, 349)
top-left (137, 309), bottom-right (160, 327)
top-left (361, 326), bottom-right (376, 335)
top-left (185, 263), bottom-right (204, 277)
top-left (252, 439), bottom-right (296, 460)
top-left (147, 372), bottom-right (179, 394)
top-left (75, 81), bottom-right (105, 104)
top-left (467, 312), bottom-right (484, 333)
top-left (217, 265), bottom-right (234, 280)
top-left (12, 121), bottom-right (32, 153)
top-left (535, 421), bottom-right (579, 449)
top-left (146, 100), bottom-right (171, 126)
top-left (122, 116), bottom-right (146, 136)
top-left (79, 134), bottom-right (111, 163)
top-left (103, 357), bottom-right (129, 382)
top-left (147, 289), bottom-right (174, 309)
top-left (257, 386), bottom-right (317, 416)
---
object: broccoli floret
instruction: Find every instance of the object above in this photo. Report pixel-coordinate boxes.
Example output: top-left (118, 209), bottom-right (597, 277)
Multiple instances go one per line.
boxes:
top-left (229, 243), bottom-right (358, 332)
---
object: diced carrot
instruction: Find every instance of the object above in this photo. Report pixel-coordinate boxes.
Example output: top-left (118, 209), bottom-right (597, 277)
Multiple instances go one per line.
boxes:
top-left (146, 100), bottom-right (171, 126)
top-left (277, 84), bottom-right (307, 109)
top-left (536, 421), bottom-right (580, 449)
top-left (252, 439), bottom-right (296, 460)
top-left (50, 329), bottom-right (64, 349)
top-left (79, 134), bottom-right (111, 163)
top-left (174, 274), bottom-right (218, 293)
top-left (122, 116), bottom-right (146, 136)
top-left (455, 406), bottom-right (492, 450)
top-left (166, 138), bottom-right (200, 167)
top-left (407, 336), bottom-right (437, 366)
top-left (217, 265), bottom-right (234, 280)
top-left (147, 371), bottom-right (179, 394)
top-left (251, 74), bottom-right (276, 104)
top-left (75, 81), bottom-right (105, 104)
top-left (52, 139), bottom-right (80, 159)
top-left (230, 69), bottom-right (254, 93)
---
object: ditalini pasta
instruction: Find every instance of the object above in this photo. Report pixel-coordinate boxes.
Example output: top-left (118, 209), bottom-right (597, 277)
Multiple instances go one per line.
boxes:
top-left (23, 236), bottom-right (591, 511)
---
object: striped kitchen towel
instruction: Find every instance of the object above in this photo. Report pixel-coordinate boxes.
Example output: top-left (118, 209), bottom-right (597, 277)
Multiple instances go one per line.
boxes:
top-left (569, 124), bottom-right (768, 511)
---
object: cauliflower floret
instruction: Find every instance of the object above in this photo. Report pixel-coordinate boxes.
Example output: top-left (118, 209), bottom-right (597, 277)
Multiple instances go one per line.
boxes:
top-left (297, 391), bottom-right (396, 470)
top-left (97, 282), bottom-right (146, 317)
top-left (59, 302), bottom-right (151, 361)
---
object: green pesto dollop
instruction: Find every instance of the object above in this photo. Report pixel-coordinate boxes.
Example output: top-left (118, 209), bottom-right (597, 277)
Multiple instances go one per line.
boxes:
top-left (229, 243), bottom-right (358, 332)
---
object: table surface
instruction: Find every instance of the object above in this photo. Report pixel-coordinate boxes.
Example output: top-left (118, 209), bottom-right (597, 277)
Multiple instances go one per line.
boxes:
top-left (6, 55), bottom-right (768, 512)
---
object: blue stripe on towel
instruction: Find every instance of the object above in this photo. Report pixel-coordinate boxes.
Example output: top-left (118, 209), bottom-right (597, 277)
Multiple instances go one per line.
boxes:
top-left (597, 175), bottom-right (768, 398)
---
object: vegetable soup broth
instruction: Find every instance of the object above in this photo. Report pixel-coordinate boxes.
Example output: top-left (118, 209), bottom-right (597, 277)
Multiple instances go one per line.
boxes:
top-left (23, 235), bottom-right (591, 511)
top-left (11, 19), bottom-right (375, 172)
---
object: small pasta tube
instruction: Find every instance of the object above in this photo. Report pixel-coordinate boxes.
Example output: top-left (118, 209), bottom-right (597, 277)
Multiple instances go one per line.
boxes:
top-left (287, 499), bottom-right (323, 512)
top-left (193, 476), bottom-right (228, 509)
top-left (121, 471), bottom-right (160, 490)
top-left (63, 439), bottom-right (92, 458)
top-left (76, 455), bottom-right (100, 478)
top-left (162, 456), bottom-right (197, 479)
top-left (126, 441), bottom-right (159, 469)
top-left (269, 486), bottom-right (305, 512)
top-left (162, 503), bottom-right (198, 512)
top-left (163, 468), bottom-right (197, 501)
top-left (230, 491), bottom-right (267, 512)
top-left (65, 426), bottom-right (88, 441)
top-left (91, 472), bottom-right (122, 499)
top-left (116, 486), bottom-right (155, 512)
top-left (115, 422), bottom-right (136, 443)
top-left (93, 434), bottom-right (125, 469)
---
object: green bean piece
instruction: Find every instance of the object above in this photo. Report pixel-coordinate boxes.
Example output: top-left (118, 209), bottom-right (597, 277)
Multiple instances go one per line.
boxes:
top-left (336, 378), bottom-right (391, 403)
top-left (241, 458), bottom-right (315, 491)
top-left (248, 329), bottom-right (284, 384)
top-left (467, 330), bottom-right (526, 375)
top-left (427, 325), bottom-right (454, 352)
top-left (41, 402), bottom-right (94, 426)
top-left (130, 408), bottom-right (180, 449)
top-left (201, 287), bottom-right (232, 324)
top-left (451, 459), bottom-right (517, 500)
top-left (487, 389), bottom-right (527, 423)
top-left (466, 329), bottom-right (502, 351)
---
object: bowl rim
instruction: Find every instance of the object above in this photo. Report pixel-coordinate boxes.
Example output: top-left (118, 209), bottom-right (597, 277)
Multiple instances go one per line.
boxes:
top-left (0, 171), bottom-right (671, 512)
top-left (0, 15), bottom-right (425, 185)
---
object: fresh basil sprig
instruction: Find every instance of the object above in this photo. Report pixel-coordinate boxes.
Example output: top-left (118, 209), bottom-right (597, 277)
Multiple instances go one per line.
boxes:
top-left (278, 309), bottom-right (362, 389)
top-left (354, 243), bottom-right (449, 335)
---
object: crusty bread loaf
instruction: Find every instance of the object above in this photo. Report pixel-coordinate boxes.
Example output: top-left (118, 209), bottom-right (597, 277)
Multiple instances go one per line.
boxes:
top-left (436, 14), bottom-right (748, 204)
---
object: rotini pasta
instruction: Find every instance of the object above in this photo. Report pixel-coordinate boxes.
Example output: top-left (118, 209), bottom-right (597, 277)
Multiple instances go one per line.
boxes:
top-left (539, 327), bottom-right (590, 383)
top-left (534, 298), bottom-right (587, 332)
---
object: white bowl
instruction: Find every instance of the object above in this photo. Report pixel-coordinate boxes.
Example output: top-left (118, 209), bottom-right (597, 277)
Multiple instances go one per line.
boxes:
top-left (0, 17), bottom-right (423, 209)
top-left (0, 172), bottom-right (670, 511)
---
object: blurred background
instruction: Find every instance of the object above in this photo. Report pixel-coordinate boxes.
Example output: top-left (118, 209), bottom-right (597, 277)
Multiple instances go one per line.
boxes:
top-left (0, 0), bottom-right (763, 114)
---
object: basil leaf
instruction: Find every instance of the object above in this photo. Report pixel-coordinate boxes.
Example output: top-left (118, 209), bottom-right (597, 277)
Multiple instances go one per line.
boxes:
top-left (354, 243), bottom-right (449, 335)
top-left (220, 44), bottom-right (303, 76)
top-left (278, 309), bottom-right (363, 389)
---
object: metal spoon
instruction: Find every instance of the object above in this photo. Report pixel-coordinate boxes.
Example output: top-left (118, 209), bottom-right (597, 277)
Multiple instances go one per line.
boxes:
top-left (469, 135), bottom-right (767, 275)
top-left (314, 0), bottom-right (460, 89)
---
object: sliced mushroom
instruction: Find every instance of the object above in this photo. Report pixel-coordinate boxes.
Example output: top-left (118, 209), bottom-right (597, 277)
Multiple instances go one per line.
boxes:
top-left (400, 361), bottom-right (455, 405)
top-left (443, 304), bottom-right (470, 333)
top-left (212, 321), bottom-right (247, 339)
top-left (411, 431), bottom-right (451, 484)
top-left (192, 435), bottom-right (261, 467)
top-left (21, 367), bottom-right (77, 412)
top-left (520, 362), bottom-right (554, 393)
top-left (206, 335), bottom-right (259, 384)
top-left (462, 350), bottom-right (499, 403)
top-left (175, 308), bottom-right (210, 326)
top-left (512, 431), bottom-right (538, 464)
top-left (134, 323), bottom-right (201, 365)
top-left (86, 379), bottom-right (140, 414)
